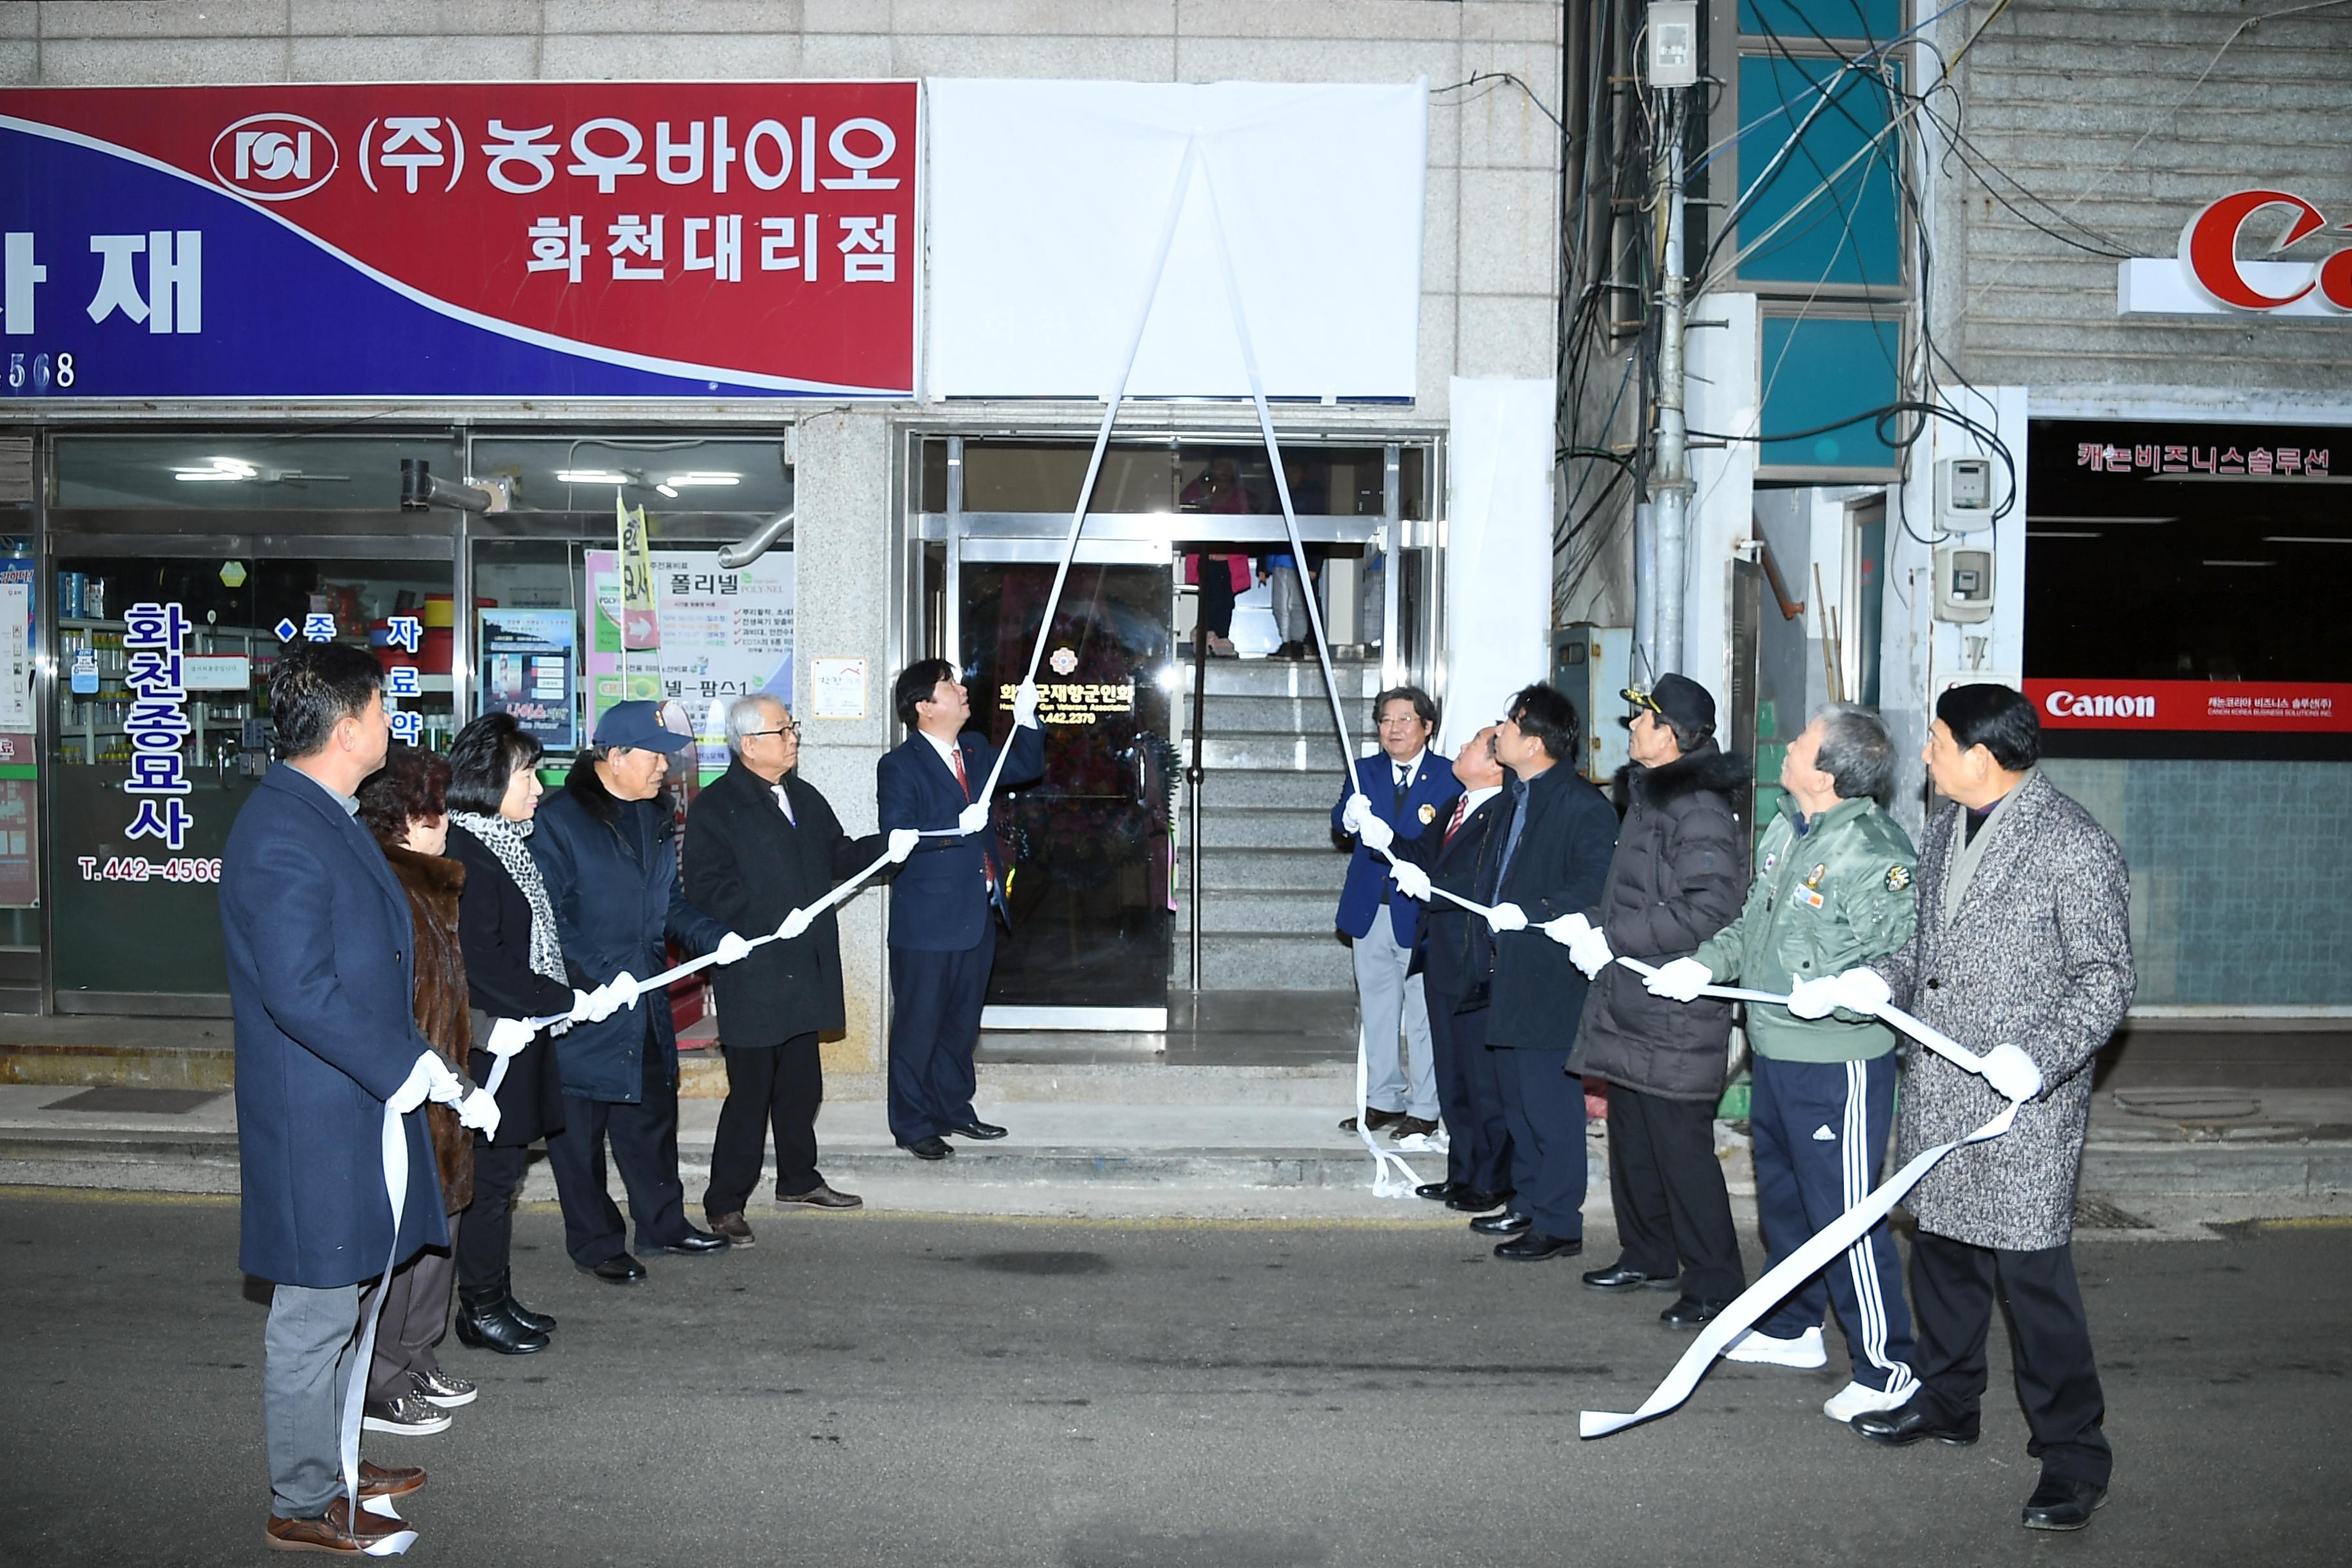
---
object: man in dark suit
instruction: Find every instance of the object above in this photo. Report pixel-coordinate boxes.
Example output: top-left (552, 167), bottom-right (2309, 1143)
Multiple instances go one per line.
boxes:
top-left (1332, 685), bottom-right (1460, 1139)
top-left (1385, 723), bottom-right (1516, 1211)
top-left (222, 641), bottom-right (463, 1554)
top-left (687, 693), bottom-right (917, 1239)
top-left (876, 660), bottom-right (1044, 1159)
top-left (1476, 683), bottom-right (1618, 1261)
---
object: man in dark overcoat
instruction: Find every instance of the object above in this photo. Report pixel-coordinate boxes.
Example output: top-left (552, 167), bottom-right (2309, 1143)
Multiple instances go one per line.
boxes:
top-left (222, 642), bottom-right (450, 1553)
top-left (1850, 682), bottom-right (2135, 1534)
top-left (687, 692), bottom-right (914, 1238)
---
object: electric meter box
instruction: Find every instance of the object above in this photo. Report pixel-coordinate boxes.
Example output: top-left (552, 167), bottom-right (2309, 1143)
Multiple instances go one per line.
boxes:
top-left (1645, 3), bottom-right (1700, 88)
top-left (1936, 456), bottom-right (1995, 533)
top-left (1551, 623), bottom-right (1632, 782)
top-left (1934, 546), bottom-right (1995, 624)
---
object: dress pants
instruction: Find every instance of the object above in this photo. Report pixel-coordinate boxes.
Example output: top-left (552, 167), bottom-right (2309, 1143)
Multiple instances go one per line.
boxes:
top-left (1750, 1053), bottom-right (1916, 1393)
top-left (1268, 565), bottom-right (1312, 643)
top-left (1351, 916), bottom-right (1438, 1121)
top-left (1430, 997), bottom-right (1511, 1195)
top-left (262, 1282), bottom-right (360, 1518)
top-left (1605, 1086), bottom-right (1744, 1302)
top-left (356, 1212), bottom-right (458, 1402)
top-left (1908, 1229), bottom-right (2112, 1486)
top-left (455, 1142), bottom-right (527, 1295)
top-left (704, 1031), bottom-right (825, 1213)
top-left (544, 1019), bottom-right (691, 1265)
top-left (887, 923), bottom-right (993, 1145)
top-left (1493, 1048), bottom-right (1587, 1239)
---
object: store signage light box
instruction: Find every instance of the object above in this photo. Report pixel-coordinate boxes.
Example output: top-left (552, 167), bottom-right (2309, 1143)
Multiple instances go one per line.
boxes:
top-left (0, 82), bottom-right (918, 398)
top-left (2118, 187), bottom-right (2352, 318)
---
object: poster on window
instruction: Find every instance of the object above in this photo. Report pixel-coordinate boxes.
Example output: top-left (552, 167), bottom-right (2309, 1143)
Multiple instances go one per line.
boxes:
top-left (585, 547), bottom-right (793, 770)
top-left (479, 607), bottom-right (579, 752)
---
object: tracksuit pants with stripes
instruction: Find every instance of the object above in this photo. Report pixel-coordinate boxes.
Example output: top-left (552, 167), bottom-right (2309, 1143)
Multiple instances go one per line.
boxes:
top-left (1750, 1052), bottom-right (1916, 1395)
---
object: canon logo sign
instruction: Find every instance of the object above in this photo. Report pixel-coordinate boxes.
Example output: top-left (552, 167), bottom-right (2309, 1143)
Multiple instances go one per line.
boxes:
top-left (2043, 691), bottom-right (2157, 720)
top-left (2180, 188), bottom-right (2352, 313)
top-left (208, 113), bottom-right (338, 201)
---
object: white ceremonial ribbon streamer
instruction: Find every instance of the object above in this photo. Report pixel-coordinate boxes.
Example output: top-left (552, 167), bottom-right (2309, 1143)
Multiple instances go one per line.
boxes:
top-left (341, 1071), bottom-right (426, 1554)
top-left (1576, 957), bottom-right (2025, 1440)
top-left (479, 1015), bottom-right (534, 1098)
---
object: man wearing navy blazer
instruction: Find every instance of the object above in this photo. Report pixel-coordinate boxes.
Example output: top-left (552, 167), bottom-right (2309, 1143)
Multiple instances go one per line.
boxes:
top-left (876, 660), bottom-right (1045, 1159)
top-left (1332, 686), bottom-right (1460, 1138)
top-left (222, 642), bottom-right (459, 1554)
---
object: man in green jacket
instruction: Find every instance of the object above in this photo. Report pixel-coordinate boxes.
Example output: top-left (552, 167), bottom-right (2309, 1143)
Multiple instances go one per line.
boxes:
top-left (1645, 703), bottom-right (1920, 1425)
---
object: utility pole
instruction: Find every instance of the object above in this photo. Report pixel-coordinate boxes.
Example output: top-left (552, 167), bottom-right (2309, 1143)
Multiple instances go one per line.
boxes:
top-left (1643, 3), bottom-right (1698, 683)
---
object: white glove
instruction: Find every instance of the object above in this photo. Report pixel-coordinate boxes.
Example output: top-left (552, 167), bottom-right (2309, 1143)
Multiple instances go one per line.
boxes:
top-left (1011, 680), bottom-right (1041, 729)
top-left (386, 1050), bottom-right (446, 1115)
top-left (1645, 956), bottom-right (1713, 1003)
top-left (1485, 901), bottom-right (1529, 934)
top-left (566, 988), bottom-right (598, 1024)
top-left (1978, 1042), bottom-right (2044, 1102)
top-left (957, 800), bottom-right (990, 836)
top-left (1389, 860), bottom-right (1433, 901)
top-left (714, 931), bottom-right (754, 966)
top-left (1567, 925), bottom-right (1614, 979)
top-left (1832, 965), bottom-right (1893, 1016)
top-left (484, 1017), bottom-right (534, 1058)
top-left (887, 827), bottom-right (920, 864)
top-left (605, 971), bottom-right (643, 1012)
top-left (455, 1086), bottom-right (502, 1139)
top-left (1340, 793), bottom-right (1373, 836)
top-left (776, 907), bottom-right (814, 942)
top-left (1785, 974), bottom-right (1843, 1019)
top-left (1543, 912), bottom-right (1591, 947)
top-left (1356, 815), bottom-right (1395, 854)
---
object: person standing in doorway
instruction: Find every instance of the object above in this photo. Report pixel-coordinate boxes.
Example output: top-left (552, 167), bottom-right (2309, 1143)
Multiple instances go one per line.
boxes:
top-left (687, 693), bottom-right (918, 1240)
top-left (1334, 686), bottom-right (1460, 1142)
top-left (876, 662), bottom-right (1044, 1160)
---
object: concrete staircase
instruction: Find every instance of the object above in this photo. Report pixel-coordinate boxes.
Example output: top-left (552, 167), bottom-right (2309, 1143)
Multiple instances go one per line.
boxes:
top-left (1170, 657), bottom-right (1382, 992)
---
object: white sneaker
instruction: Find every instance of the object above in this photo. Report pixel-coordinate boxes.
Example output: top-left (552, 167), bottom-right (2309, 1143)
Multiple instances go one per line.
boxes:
top-left (1723, 1326), bottom-right (1828, 1369)
top-left (1823, 1378), bottom-right (1914, 1422)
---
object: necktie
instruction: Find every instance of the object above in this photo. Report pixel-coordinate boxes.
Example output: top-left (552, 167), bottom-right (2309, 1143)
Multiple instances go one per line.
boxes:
top-left (1393, 762), bottom-right (1410, 816)
top-left (948, 742), bottom-right (995, 888)
top-left (1440, 795), bottom-right (1469, 850)
top-left (772, 783), bottom-right (796, 826)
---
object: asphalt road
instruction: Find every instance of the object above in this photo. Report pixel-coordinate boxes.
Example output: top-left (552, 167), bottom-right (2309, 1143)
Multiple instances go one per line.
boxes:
top-left (1, 1189), bottom-right (2345, 1566)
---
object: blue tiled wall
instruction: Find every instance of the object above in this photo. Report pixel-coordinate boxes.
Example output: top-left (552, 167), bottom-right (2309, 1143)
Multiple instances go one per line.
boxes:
top-left (2039, 760), bottom-right (2352, 1007)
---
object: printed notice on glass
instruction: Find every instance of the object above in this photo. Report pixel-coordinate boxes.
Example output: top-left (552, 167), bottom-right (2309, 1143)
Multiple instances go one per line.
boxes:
top-left (811, 657), bottom-right (867, 720)
top-left (0, 580), bottom-right (30, 731)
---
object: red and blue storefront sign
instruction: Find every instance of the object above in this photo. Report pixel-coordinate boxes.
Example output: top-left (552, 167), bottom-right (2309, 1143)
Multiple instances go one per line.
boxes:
top-left (0, 82), bottom-right (918, 399)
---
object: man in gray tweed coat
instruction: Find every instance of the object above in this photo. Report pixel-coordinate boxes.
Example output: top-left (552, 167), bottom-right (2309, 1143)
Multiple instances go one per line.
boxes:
top-left (1845, 683), bottom-right (2135, 1535)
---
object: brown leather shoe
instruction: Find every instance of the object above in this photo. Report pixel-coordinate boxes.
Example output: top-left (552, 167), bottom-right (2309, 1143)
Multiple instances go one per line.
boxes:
top-left (1338, 1108), bottom-right (1407, 1135)
top-left (776, 1182), bottom-right (864, 1210)
top-left (1387, 1115), bottom-right (1440, 1141)
top-left (705, 1211), bottom-right (756, 1246)
top-left (265, 1496), bottom-right (413, 1553)
top-left (357, 1459), bottom-right (425, 1499)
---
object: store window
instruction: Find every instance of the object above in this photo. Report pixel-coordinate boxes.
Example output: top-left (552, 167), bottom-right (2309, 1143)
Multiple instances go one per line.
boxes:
top-left (2023, 418), bottom-right (2352, 760)
top-left (51, 433), bottom-right (461, 511)
top-left (1756, 311), bottom-right (1902, 474)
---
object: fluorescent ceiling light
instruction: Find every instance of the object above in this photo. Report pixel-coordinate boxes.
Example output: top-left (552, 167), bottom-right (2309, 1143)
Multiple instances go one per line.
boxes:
top-left (2202, 559), bottom-right (2275, 567)
top-left (2262, 536), bottom-right (2352, 544)
top-left (555, 469), bottom-right (631, 484)
top-left (655, 484), bottom-right (679, 498)
top-left (663, 472), bottom-right (740, 487)
top-left (174, 456), bottom-right (257, 482)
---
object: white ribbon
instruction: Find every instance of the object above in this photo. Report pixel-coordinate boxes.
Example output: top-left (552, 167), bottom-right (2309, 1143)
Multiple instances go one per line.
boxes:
top-left (342, 1087), bottom-right (422, 1554)
top-left (1576, 956), bottom-right (2026, 1440)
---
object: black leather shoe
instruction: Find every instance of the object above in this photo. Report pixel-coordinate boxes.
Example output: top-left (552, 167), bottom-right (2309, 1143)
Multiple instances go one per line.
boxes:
top-left (1582, 1262), bottom-right (1680, 1293)
top-left (905, 1135), bottom-right (956, 1161)
top-left (1338, 1108), bottom-right (1407, 1135)
top-left (578, 1253), bottom-right (647, 1285)
top-left (2021, 1475), bottom-right (2107, 1532)
top-left (1494, 1231), bottom-right (1583, 1262)
top-left (1854, 1397), bottom-right (1979, 1448)
top-left (500, 1271), bottom-right (556, 1335)
top-left (453, 1286), bottom-right (549, 1355)
top-left (658, 1227), bottom-right (729, 1256)
top-left (947, 1121), bottom-right (1008, 1139)
top-left (1660, 1295), bottom-right (1732, 1328)
top-left (1471, 1209), bottom-right (1532, 1236)
top-left (1415, 1181), bottom-right (1462, 1202)
top-left (1446, 1188), bottom-right (1510, 1213)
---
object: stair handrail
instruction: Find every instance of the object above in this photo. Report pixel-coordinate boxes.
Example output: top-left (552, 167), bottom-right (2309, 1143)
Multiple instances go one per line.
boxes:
top-left (1184, 603), bottom-right (1209, 995)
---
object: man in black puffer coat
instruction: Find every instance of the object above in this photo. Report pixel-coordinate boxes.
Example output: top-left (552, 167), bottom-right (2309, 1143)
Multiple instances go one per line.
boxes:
top-left (1559, 674), bottom-right (1751, 1325)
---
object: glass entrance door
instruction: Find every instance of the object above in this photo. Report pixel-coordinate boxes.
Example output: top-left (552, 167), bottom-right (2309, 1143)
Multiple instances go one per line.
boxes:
top-left (959, 544), bottom-right (1175, 1028)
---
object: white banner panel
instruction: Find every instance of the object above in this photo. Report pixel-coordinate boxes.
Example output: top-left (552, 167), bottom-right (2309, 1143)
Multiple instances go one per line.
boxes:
top-left (926, 79), bottom-right (1426, 400)
top-left (1444, 378), bottom-right (1556, 752)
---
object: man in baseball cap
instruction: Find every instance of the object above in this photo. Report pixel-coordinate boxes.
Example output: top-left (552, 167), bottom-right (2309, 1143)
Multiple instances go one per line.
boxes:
top-left (592, 698), bottom-right (697, 754)
top-left (1621, 673), bottom-right (1717, 742)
